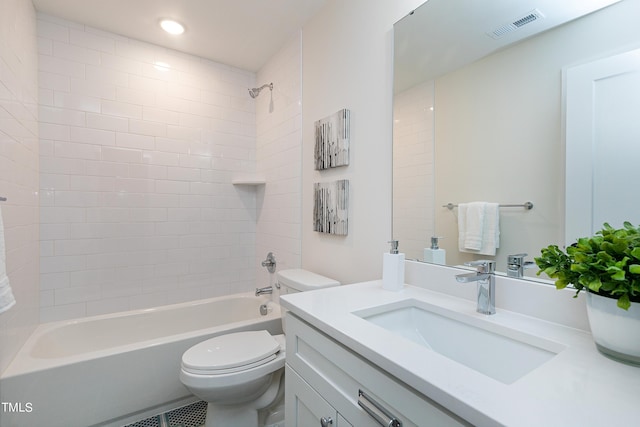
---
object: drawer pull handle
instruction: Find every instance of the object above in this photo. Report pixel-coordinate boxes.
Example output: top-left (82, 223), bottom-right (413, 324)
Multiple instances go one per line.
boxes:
top-left (320, 416), bottom-right (333, 426)
top-left (358, 389), bottom-right (402, 427)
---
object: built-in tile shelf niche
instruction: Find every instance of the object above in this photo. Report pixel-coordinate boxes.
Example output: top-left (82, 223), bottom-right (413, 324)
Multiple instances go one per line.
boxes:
top-left (231, 174), bottom-right (267, 186)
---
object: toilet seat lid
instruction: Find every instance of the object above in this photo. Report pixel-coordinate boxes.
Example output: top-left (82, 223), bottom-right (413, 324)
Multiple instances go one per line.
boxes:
top-left (182, 330), bottom-right (280, 373)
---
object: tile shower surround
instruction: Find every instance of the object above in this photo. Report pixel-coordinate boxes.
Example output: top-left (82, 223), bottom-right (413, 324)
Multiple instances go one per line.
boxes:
top-left (255, 34), bottom-right (303, 288)
top-left (36, 14), bottom-right (302, 322)
top-left (0, 0), bottom-right (40, 373)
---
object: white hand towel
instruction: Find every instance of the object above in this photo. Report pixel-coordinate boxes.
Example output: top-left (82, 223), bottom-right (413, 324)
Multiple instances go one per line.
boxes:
top-left (462, 202), bottom-right (485, 251)
top-left (0, 206), bottom-right (16, 314)
top-left (477, 202), bottom-right (500, 255)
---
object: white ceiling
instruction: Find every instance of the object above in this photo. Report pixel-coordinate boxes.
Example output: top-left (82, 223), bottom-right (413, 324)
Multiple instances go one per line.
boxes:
top-left (32, 0), bottom-right (327, 72)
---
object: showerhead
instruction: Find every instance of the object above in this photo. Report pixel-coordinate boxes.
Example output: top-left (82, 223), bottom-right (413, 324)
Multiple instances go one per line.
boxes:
top-left (248, 83), bottom-right (273, 98)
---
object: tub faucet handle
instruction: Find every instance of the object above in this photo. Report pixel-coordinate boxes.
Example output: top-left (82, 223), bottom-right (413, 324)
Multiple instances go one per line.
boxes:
top-left (261, 252), bottom-right (276, 273)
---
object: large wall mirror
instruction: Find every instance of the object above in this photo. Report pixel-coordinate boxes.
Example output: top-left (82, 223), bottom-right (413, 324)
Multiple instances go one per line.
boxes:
top-left (392, 0), bottom-right (640, 276)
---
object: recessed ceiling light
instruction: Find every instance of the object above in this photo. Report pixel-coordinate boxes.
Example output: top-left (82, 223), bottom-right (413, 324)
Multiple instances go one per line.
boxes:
top-left (154, 61), bottom-right (171, 71)
top-left (160, 19), bottom-right (185, 35)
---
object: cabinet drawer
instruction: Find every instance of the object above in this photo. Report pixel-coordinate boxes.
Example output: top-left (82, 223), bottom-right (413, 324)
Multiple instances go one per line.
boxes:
top-left (286, 313), bottom-right (470, 426)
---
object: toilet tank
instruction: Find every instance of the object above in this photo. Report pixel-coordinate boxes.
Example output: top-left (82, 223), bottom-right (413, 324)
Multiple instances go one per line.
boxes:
top-left (276, 269), bottom-right (340, 334)
top-left (276, 269), bottom-right (340, 295)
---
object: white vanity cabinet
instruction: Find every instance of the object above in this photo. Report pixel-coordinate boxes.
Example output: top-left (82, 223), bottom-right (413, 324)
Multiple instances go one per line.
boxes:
top-left (286, 366), bottom-right (352, 427)
top-left (285, 313), bottom-right (469, 427)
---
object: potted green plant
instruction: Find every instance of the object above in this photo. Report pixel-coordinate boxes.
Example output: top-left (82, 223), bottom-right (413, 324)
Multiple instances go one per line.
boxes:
top-left (535, 222), bottom-right (640, 365)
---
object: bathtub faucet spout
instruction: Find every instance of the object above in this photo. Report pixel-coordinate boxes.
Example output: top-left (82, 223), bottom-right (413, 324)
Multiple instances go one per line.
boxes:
top-left (255, 286), bottom-right (273, 296)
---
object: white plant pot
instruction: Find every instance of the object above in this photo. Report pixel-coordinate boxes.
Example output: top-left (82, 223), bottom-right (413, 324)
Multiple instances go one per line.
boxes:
top-left (586, 292), bottom-right (640, 365)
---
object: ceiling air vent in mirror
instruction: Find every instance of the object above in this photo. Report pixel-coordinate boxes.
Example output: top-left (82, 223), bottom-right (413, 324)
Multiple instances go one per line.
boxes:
top-left (487, 9), bottom-right (545, 40)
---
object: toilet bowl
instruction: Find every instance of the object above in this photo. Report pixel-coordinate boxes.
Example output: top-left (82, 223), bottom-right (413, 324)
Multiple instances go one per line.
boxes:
top-left (179, 269), bottom-right (339, 427)
top-left (180, 331), bottom-right (286, 427)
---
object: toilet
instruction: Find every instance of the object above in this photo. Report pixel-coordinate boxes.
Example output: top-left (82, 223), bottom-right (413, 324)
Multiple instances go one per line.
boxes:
top-left (179, 269), bottom-right (340, 427)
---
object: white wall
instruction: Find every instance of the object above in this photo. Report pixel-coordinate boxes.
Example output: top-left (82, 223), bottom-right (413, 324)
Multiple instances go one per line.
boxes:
top-left (301, 0), bottom-right (424, 284)
top-left (37, 14), bottom-right (260, 321)
top-left (255, 33), bottom-right (303, 287)
top-left (0, 0), bottom-right (39, 374)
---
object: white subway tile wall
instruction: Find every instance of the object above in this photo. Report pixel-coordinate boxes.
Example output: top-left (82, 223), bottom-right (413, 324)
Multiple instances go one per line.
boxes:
top-left (0, 0), bottom-right (40, 374)
top-left (255, 34), bottom-right (303, 286)
top-left (37, 13), bottom-right (261, 321)
top-left (392, 81), bottom-right (436, 260)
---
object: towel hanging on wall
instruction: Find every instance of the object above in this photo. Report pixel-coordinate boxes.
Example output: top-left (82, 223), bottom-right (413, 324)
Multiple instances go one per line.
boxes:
top-left (0, 206), bottom-right (16, 314)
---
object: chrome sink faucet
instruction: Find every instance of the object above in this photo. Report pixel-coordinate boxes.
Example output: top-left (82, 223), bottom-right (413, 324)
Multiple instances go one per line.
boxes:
top-left (455, 260), bottom-right (496, 315)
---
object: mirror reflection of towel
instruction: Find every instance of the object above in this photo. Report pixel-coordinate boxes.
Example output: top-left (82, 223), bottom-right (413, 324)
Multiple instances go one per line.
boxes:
top-left (458, 202), bottom-right (500, 256)
top-left (481, 203), bottom-right (500, 255)
top-left (461, 202), bottom-right (485, 250)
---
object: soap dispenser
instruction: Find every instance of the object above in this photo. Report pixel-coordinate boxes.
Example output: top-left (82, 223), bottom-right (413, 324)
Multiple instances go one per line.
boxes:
top-left (424, 236), bottom-right (446, 265)
top-left (382, 240), bottom-right (405, 291)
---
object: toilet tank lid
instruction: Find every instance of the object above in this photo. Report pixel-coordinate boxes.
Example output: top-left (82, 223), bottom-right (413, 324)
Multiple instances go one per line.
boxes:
top-left (276, 269), bottom-right (340, 291)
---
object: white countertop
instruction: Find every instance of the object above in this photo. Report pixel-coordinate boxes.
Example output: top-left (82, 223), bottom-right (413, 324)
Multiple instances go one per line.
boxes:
top-left (280, 280), bottom-right (640, 427)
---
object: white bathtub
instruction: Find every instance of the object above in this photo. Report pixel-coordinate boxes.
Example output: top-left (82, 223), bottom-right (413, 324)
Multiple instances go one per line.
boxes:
top-left (0, 293), bottom-right (282, 427)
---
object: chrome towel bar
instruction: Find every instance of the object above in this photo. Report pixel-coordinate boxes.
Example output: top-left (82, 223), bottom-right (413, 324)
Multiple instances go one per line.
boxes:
top-left (443, 201), bottom-right (533, 210)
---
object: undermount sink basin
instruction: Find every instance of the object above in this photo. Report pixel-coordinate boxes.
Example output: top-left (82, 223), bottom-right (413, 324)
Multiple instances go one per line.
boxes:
top-left (353, 299), bottom-right (565, 384)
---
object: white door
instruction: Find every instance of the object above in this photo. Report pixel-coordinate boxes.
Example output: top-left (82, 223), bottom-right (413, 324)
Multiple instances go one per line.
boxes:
top-left (565, 47), bottom-right (640, 244)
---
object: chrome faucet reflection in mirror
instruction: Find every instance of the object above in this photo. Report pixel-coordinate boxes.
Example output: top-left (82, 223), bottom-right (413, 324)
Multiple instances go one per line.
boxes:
top-left (506, 253), bottom-right (535, 278)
